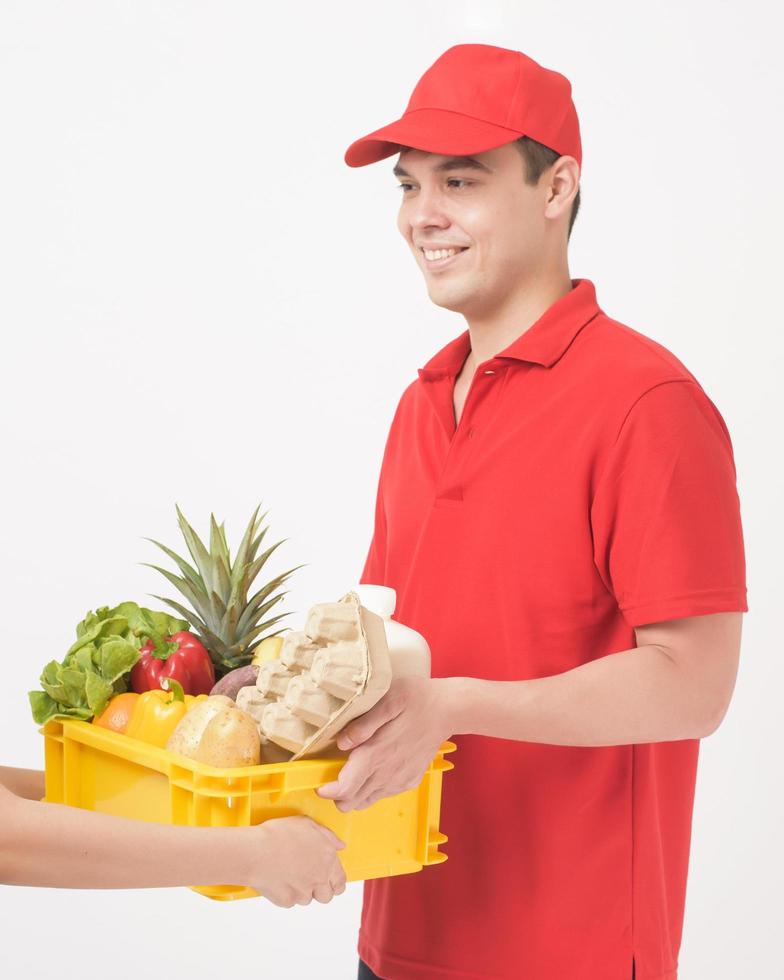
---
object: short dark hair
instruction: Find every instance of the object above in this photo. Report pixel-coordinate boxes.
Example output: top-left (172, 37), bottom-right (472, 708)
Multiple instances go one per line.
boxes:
top-left (513, 135), bottom-right (580, 241)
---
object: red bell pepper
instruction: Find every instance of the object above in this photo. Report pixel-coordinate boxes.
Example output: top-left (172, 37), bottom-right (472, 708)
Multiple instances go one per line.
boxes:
top-left (130, 630), bottom-right (215, 696)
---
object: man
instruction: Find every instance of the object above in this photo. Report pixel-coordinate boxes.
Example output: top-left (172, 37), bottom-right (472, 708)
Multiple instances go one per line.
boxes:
top-left (317, 44), bottom-right (748, 980)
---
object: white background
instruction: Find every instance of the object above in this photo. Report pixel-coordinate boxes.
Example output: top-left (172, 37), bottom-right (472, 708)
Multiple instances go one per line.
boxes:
top-left (1, 2), bottom-right (781, 978)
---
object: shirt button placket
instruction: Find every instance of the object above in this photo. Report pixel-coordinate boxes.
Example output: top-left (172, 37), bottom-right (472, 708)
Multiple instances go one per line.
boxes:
top-left (465, 368), bottom-right (497, 438)
top-left (434, 364), bottom-right (501, 502)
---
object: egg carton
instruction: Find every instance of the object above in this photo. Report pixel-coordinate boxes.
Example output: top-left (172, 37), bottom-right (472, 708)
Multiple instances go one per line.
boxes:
top-left (235, 590), bottom-right (392, 761)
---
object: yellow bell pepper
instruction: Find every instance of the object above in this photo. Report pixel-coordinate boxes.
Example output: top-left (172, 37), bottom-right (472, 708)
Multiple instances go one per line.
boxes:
top-left (125, 678), bottom-right (208, 748)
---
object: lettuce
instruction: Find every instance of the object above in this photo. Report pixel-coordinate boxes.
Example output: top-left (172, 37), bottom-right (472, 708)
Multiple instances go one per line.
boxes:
top-left (29, 602), bottom-right (189, 725)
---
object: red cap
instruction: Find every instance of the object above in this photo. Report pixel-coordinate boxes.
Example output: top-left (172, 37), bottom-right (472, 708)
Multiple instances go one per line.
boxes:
top-left (344, 43), bottom-right (581, 169)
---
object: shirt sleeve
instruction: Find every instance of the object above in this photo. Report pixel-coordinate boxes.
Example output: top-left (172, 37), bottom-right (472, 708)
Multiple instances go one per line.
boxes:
top-left (590, 378), bottom-right (748, 628)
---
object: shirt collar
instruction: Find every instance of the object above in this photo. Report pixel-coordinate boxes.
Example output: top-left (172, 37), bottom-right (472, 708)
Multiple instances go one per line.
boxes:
top-left (417, 278), bottom-right (602, 380)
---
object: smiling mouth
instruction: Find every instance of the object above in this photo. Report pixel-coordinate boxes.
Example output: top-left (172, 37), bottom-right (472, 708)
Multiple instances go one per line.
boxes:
top-left (421, 247), bottom-right (469, 269)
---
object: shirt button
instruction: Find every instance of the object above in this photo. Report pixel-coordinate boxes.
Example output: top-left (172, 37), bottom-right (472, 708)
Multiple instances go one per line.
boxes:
top-left (483, 369), bottom-right (495, 375)
top-left (467, 428), bottom-right (476, 438)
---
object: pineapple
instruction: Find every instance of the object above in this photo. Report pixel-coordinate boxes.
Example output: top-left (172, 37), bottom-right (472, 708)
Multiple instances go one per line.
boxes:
top-left (143, 505), bottom-right (304, 677)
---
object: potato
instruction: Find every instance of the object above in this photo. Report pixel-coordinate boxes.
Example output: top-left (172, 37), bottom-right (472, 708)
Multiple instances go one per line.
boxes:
top-left (165, 695), bottom-right (260, 767)
top-left (210, 665), bottom-right (259, 700)
top-left (196, 707), bottom-right (261, 768)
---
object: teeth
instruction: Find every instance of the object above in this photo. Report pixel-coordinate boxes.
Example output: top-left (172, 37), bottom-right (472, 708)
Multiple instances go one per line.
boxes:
top-left (424, 247), bottom-right (462, 261)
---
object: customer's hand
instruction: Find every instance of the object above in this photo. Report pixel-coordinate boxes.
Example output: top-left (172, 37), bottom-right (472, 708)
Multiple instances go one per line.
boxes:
top-left (248, 815), bottom-right (346, 907)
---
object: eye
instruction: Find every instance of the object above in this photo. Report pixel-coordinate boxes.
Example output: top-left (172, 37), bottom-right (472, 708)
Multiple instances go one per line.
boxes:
top-left (395, 178), bottom-right (471, 192)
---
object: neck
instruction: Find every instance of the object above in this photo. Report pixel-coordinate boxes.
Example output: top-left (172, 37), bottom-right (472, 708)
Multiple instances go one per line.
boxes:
top-left (462, 269), bottom-right (574, 371)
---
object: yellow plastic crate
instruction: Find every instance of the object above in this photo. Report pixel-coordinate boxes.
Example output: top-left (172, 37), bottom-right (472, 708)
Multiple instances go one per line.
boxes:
top-left (40, 718), bottom-right (456, 901)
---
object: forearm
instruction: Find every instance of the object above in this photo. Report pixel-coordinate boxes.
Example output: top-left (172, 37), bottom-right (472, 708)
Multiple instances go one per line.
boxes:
top-left (0, 766), bottom-right (45, 801)
top-left (444, 643), bottom-right (710, 747)
top-left (0, 788), bottom-right (251, 889)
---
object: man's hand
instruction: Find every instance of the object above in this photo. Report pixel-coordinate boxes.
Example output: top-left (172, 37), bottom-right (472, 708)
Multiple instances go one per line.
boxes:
top-left (316, 676), bottom-right (454, 812)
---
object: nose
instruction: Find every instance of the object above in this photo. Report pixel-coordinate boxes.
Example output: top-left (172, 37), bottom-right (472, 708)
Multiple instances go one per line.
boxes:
top-left (404, 186), bottom-right (455, 234)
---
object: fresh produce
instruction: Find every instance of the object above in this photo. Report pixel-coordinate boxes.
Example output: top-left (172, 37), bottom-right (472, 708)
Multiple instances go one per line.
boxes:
top-left (203, 636), bottom-right (284, 698)
top-left (253, 591), bottom-right (391, 760)
top-left (143, 505), bottom-right (302, 679)
top-left (165, 695), bottom-right (261, 767)
top-left (251, 635), bottom-right (285, 666)
top-left (210, 664), bottom-right (259, 700)
top-left (92, 692), bottom-right (140, 733)
top-left (125, 679), bottom-right (207, 748)
top-left (29, 602), bottom-right (190, 725)
top-left (130, 630), bottom-right (215, 696)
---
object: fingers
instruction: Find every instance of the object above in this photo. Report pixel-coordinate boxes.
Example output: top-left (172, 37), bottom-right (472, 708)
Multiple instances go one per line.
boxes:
top-left (315, 780), bottom-right (341, 800)
top-left (330, 856), bottom-right (347, 890)
top-left (337, 698), bottom-right (401, 750)
top-left (267, 881), bottom-right (345, 908)
top-left (265, 890), bottom-right (297, 909)
top-left (354, 786), bottom-right (388, 811)
top-left (300, 816), bottom-right (346, 849)
top-left (314, 862), bottom-right (348, 903)
top-left (262, 866), bottom-right (346, 908)
top-left (330, 748), bottom-right (373, 809)
top-left (315, 824), bottom-right (347, 850)
top-left (312, 882), bottom-right (335, 904)
top-left (294, 874), bottom-right (347, 907)
top-left (335, 765), bottom-right (379, 812)
top-left (336, 721), bottom-right (373, 750)
top-left (317, 741), bottom-right (388, 803)
top-left (311, 876), bottom-right (347, 904)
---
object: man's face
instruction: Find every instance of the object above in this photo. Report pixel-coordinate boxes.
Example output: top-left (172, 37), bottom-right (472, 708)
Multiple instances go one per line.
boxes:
top-left (394, 143), bottom-right (563, 317)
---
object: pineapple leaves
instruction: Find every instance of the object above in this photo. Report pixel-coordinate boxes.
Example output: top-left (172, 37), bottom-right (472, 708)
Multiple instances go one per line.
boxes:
top-left (146, 593), bottom-right (233, 669)
top-left (233, 593), bottom-right (287, 642)
top-left (243, 612), bottom-right (294, 650)
top-left (228, 505), bottom-right (262, 602)
top-left (145, 505), bottom-right (301, 675)
top-left (140, 563), bottom-right (213, 625)
top-left (235, 568), bottom-right (303, 637)
top-left (247, 537), bottom-right (287, 580)
top-left (142, 537), bottom-right (205, 593)
top-left (210, 514), bottom-right (231, 570)
top-left (212, 558), bottom-right (232, 609)
top-left (175, 504), bottom-right (217, 595)
top-left (208, 588), bottom-right (227, 633)
top-left (148, 593), bottom-right (207, 635)
top-left (248, 515), bottom-right (269, 561)
top-left (219, 601), bottom-right (241, 647)
top-left (209, 514), bottom-right (232, 603)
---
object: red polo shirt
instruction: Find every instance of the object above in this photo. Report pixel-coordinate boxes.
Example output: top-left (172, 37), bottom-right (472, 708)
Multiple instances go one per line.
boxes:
top-left (356, 278), bottom-right (748, 980)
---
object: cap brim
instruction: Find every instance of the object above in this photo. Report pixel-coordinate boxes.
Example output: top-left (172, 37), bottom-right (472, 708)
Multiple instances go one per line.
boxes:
top-left (344, 107), bottom-right (525, 168)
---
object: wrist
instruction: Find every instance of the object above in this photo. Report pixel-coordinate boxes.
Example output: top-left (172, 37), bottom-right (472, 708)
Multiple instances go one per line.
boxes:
top-left (437, 676), bottom-right (476, 736)
top-left (197, 823), bottom-right (259, 889)
top-left (235, 822), bottom-right (272, 886)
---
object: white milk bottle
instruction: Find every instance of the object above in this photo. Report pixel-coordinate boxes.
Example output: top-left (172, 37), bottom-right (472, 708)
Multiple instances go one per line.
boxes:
top-left (352, 584), bottom-right (431, 678)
